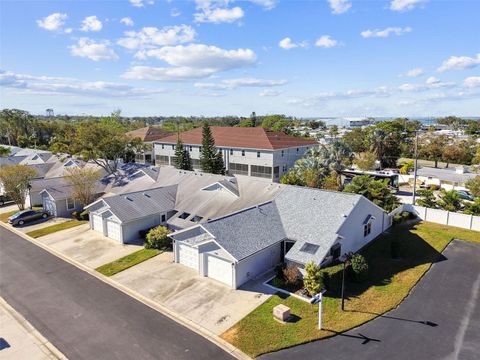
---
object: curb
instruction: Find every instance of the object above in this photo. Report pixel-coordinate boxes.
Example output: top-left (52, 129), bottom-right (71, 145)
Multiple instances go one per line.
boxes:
top-left (0, 222), bottom-right (251, 360)
top-left (0, 296), bottom-right (67, 360)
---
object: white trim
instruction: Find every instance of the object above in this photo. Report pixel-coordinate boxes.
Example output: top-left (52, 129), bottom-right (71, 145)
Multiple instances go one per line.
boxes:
top-left (262, 275), bottom-right (311, 303)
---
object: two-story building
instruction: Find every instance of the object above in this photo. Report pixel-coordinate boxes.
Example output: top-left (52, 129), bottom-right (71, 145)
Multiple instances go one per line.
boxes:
top-left (153, 127), bottom-right (318, 181)
top-left (126, 126), bottom-right (173, 165)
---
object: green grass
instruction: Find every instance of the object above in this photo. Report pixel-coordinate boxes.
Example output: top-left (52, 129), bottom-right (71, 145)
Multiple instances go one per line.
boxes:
top-left (26, 220), bottom-right (88, 238)
top-left (95, 248), bottom-right (161, 276)
top-left (0, 207), bottom-right (43, 223)
top-left (221, 221), bottom-right (480, 357)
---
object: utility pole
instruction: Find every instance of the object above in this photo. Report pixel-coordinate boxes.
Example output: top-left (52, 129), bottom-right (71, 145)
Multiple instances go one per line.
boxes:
top-left (412, 131), bottom-right (419, 205)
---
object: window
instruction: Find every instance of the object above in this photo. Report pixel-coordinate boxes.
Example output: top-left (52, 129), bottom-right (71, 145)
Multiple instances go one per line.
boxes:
top-left (242, 150), bottom-right (245, 157)
top-left (199, 146), bottom-right (202, 152)
top-left (189, 146), bottom-right (192, 152)
top-left (161, 214), bottom-right (166, 222)
top-left (66, 198), bottom-right (75, 210)
top-left (330, 243), bottom-right (341, 259)
top-left (172, 145), bottom-right (175, 150)
top-left (257, 151), bottom-right (260, 158)
top-left (179, 212), bottom-right (190, 220)
top-left (228, 163), bottom-right (248, 176)
top-left (300, 243), bottom-right (319, 254)
top-left (282, 164), bottom-right (287, 172)
top-left (155, 155), bottom-right (169, 166)
top-left (251, 165), bottom-right (272, 179)
top-left (230, 149), bottom-right (233, 155)
top-left (161, 144), bottom-right (164, 149)
top-left (363, 222), bottom-right (372, 237)
top-left (191, 158), bottom-right (200, 170)
top-left (296, 148), bottom-right (299, 153)
top-left (281, 150), bottom-right (284, 157)
top-left (273, 166), bottom-right (279, 178)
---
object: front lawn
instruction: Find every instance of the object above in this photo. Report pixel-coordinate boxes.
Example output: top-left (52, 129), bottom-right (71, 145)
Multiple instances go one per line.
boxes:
top-left (221, 221), bottom-right (479, 357)
top-left (26, 220), bottom-right (88, 238)
top-left (95, 248), bottom-right (161, 276)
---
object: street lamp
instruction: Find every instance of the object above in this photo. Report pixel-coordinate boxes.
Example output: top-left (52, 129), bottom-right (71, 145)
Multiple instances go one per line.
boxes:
top-left (412, 130), bottom-right (419, 205)
top-left (339, 254), bottom-right (350, 311)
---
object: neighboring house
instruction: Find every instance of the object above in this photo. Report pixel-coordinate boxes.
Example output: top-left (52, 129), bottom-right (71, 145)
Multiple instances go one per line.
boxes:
top-left (153, 127), bottom-right (318, 181)
top-left (40, 182), bottom-right (105, 218)
top-left (416, 166), bottom-right (478, 191)
top-left (170, 186), bottom-right (388, 289)
top-left (84, 186), bottom-right (177, 243)
top-left (126, 126), bottom-right (173, 165)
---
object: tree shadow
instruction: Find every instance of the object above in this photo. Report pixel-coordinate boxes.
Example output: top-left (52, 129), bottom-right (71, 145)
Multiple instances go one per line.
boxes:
top-left (324, 222), bottom-right (447, 300)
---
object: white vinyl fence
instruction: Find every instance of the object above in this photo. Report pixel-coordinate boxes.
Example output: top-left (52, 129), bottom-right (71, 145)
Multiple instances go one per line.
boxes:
top-left (395, 203), bottom-right (480, 232)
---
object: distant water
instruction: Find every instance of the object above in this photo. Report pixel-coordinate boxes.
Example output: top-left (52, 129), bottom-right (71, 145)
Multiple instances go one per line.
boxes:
top-left (302, 117), bottom-right (480, 127)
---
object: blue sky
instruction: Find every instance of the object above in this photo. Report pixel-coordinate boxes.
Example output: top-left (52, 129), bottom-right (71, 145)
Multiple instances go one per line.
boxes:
top-left (1, 0), bottom-right (479, 117)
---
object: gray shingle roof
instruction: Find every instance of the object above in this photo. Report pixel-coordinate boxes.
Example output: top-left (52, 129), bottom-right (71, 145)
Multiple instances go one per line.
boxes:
top-left (202, 202), bottom-right (286, 261)
top-left (417, 167), bottom-right (477, 183)
top-left (101, 185), bottom-right (177, 223)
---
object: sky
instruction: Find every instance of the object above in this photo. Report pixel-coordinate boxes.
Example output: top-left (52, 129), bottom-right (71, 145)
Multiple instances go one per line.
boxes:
top-left (0, 0), bottom-right (479, 118)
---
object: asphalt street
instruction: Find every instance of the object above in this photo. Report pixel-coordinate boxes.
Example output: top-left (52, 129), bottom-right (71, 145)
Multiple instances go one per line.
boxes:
top-left (262, 239), bottom-right (480, 360)
top-left (0, 226), bottom-right (233, 360)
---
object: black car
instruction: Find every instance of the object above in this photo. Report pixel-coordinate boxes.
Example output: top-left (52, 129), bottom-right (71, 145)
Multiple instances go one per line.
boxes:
top-left (0, 194), bottom-right (11, 206)
top-left (8, 209), bottom-right (49, 226)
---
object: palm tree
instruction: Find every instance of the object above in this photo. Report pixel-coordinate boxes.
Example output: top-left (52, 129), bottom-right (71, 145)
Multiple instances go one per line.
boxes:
top-left (437, 190), bottom-right (463, 212)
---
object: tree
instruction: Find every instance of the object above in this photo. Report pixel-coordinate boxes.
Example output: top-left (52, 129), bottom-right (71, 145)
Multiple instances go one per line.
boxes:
top-left (145, 226), bottom-right (171, 249)
top-left (74, 117), bottom-right (143, 174)
top-left (464, 198), bottom-right (480, 215)
top-left (419, 135), bottom-right (448, 168)
top-left (415, 189), bottom-right (438, 208)
top-left (64, 167), bottom-right (102, 208)
top-left (344, 175), bottom-right (400, 212)
top-left (283, 264), bottom-right (300, 285)
top-left (303, 261), bottom-right (324, 296)
top-left (328, 125), bottom-right (339, 139)
top-left (369, 129), bottom-right (402, 169)
top-left (399, 160), bottom-right (414, 175)
top-left (173, 138), bottom-right (192, 170)
top-left (199, 122), bottom-right (224, 174)
top-left (442, 142), bottom-right (473, 167)
top-left (343, 128), bottom-right (368, 153)
top-left (465, 176), bottom-right (480, 197)
top-left (350, 254), bottom-right (369, 282)
top-left (0, 165), bottom-right (37, 210)
top-left (0, 146), bottom-right (11, 157)
top-left (437, 189), bottom-right (463, 212)
top-left (0, 109), bottom-right (34, 146)
top-left (354, 151), bottom-right (377, 171)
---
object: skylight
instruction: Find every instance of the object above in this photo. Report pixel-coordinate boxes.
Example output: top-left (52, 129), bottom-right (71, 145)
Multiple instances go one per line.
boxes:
top-left (300, 243), bottom-right (319, 254)
top-left (179, 212), bottom-right (190, 220)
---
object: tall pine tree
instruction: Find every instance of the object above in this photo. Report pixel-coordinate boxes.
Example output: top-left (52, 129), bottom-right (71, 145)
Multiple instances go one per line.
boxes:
top-left (200, 122), bottom-right (225, 174)
top-left (173, 138), bottom-right (192, 171)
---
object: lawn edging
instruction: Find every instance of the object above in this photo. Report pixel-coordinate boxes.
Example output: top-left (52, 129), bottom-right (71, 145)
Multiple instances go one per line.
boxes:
top-left (95, 248), bottom-right (162, 276)
top-left (263, 275), bottom-right (311, 303)
top-left (26, 220), bottom-right (88, 238)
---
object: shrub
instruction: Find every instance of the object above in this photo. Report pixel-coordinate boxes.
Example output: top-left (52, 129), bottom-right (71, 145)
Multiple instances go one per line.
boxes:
top-left (393, 214), bottom-right (402, 224)
top-left (401, 211), bottom-right (410, 221)
top-left (71, 211), bottom-right (80, 220)
top-left (79, 210), bottom-right (89, 220)
top-left (350, 254), bottom-right (369, 282)
top-left (271, 277), bottom-right (285, 288)
top-left (145, 226), bottom-right (170, 250)
top-left (283, 264), bottom-right (300, 285)
top-left (303, 261), bottom-right (324, 296)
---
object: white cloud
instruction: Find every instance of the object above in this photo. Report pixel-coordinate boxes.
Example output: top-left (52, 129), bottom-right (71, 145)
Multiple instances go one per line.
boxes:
top-left (327, 0), bottom-right (352, 14)
top-left (80, 16), bottom-right (103, 32)
top-left (65, 28), bottom-right (73, 34)
top-left (120, 17), bottom-right (134, 26)
top-left (361, 27), bottom-right (412, 38)
top-left (288, 87), bottom-right (392, 107)
top-left (464, 76), bottom-right (480, 88)
top-left (315, 35), bottom-right (339, 48)
top-left (437, 53), bottom-right (480, 72)
top-left (0, 70), bottom-right (164, 98)
top-left (130, 0), bottom-right (154, 7)
top-left (194, 1), bottom-right (244, 24)
top-left (194, 78), bottom-right (287, 90)
top-left (118, 25), bottom-right (196, 49)
top-left (123, 44), bottom-right (256, 81)
top-left (279, 37), bottom-right (308, 49)
top-left (401, 67), bottom-right (424, 77)
top-left (170, 8), bottom-right (181, 17)
top-left (69, 38), bottom-right (118, 61)
top-left (425, 76), bottom-right (439, 85)
top-left (390, 0), bottom-right (427, 12)
top-left (398, 76), bottom-right (455, 91)
top-left (249, 0), bottom-right (277, 10)
top-left (37, 13), bottom-right (68, 32)
top-left (260, 89), bottom-right (282, 96)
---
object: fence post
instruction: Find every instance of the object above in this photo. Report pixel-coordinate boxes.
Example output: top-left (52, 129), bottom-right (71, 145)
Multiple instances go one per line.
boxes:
top-left (446, 211), bottom-right (450, 226)
top-left (470, 215), bottom-right (474, 230)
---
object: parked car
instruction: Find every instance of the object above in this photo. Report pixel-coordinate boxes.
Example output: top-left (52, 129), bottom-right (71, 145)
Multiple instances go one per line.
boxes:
top-left (456, 190), bottom-right (475, 201)
top-left (0, 194), bottom-right (11, 206)
top-left (8, 209), bottom-right (49, 226)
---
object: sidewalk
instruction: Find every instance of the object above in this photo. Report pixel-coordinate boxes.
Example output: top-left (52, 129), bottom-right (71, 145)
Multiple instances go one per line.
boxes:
top-left (0, 297), bottom-right (66, 360)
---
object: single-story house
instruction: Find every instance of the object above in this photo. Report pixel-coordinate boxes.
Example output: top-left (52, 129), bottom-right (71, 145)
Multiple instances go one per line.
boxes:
top-left (170, 186), bottom-right (389, 289)
top-left (416, 166), bottom-right (477, 191)
top-left (84, 185), bottom-right (177, 243)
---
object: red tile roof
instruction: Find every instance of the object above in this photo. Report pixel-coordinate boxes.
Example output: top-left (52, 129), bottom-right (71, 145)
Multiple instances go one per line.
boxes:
top-left (126, 126), bottom-right (173, 142)
top-left (156, 126), bottom-right (318, 150)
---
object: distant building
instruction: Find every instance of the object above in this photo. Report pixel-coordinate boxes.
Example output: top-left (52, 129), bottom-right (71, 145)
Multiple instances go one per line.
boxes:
top-left (126, 126), bottom-right (173, 165)
top-left (349, 118), bottom-right (375, 128)
top-left (153, 126), bottom-right (318, 181)
top-left (416, 166), bottom-right (477, 191)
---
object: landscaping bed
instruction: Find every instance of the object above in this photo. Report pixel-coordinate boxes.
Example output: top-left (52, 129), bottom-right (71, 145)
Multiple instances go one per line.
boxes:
top-left (221, 221), bottom-right (480, 358)
top-left (95, 248), bottom-right (162, 276)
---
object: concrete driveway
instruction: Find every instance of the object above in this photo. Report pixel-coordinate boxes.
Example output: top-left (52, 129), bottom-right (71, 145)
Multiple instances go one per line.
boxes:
top-left (112, 252), bottom-right (273, 335)
top-left (35, 224), bottom-right (142, 269)
top-left (16, 217), bottom-right (70, 234)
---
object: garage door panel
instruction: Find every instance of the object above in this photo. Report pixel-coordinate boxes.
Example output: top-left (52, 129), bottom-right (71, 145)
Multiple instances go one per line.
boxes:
top-left (178, 244), bottom-right (198, 270)
top-left (206, 255), bottom-right (232, 287)
top-left (106, 220), bottom-right (121, 242)
top-left (92, 214), bottom-right (103, 233)
top-left (43, 197), bottom-right (56, 217)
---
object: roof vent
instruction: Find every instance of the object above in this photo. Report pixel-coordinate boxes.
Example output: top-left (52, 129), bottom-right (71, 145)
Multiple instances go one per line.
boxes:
top-left (342, 214), bottom-right (347, 218)
top-left (126, 196), bottom-right (133, 201)
top-left (143, 193), bottom-right (151, 198)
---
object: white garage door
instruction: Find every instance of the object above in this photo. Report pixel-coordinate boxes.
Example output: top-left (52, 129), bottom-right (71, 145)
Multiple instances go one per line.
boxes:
top-left (178, 243), bottom-right (198, 270)
top-left (43, 196), bottom-right (56, 217)
top-left (92, 214), bottom-right (104, 233)
top-left (206, 255), bottom-right (233, 287)
top-left (106, 220), bottom-right (122, 242)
